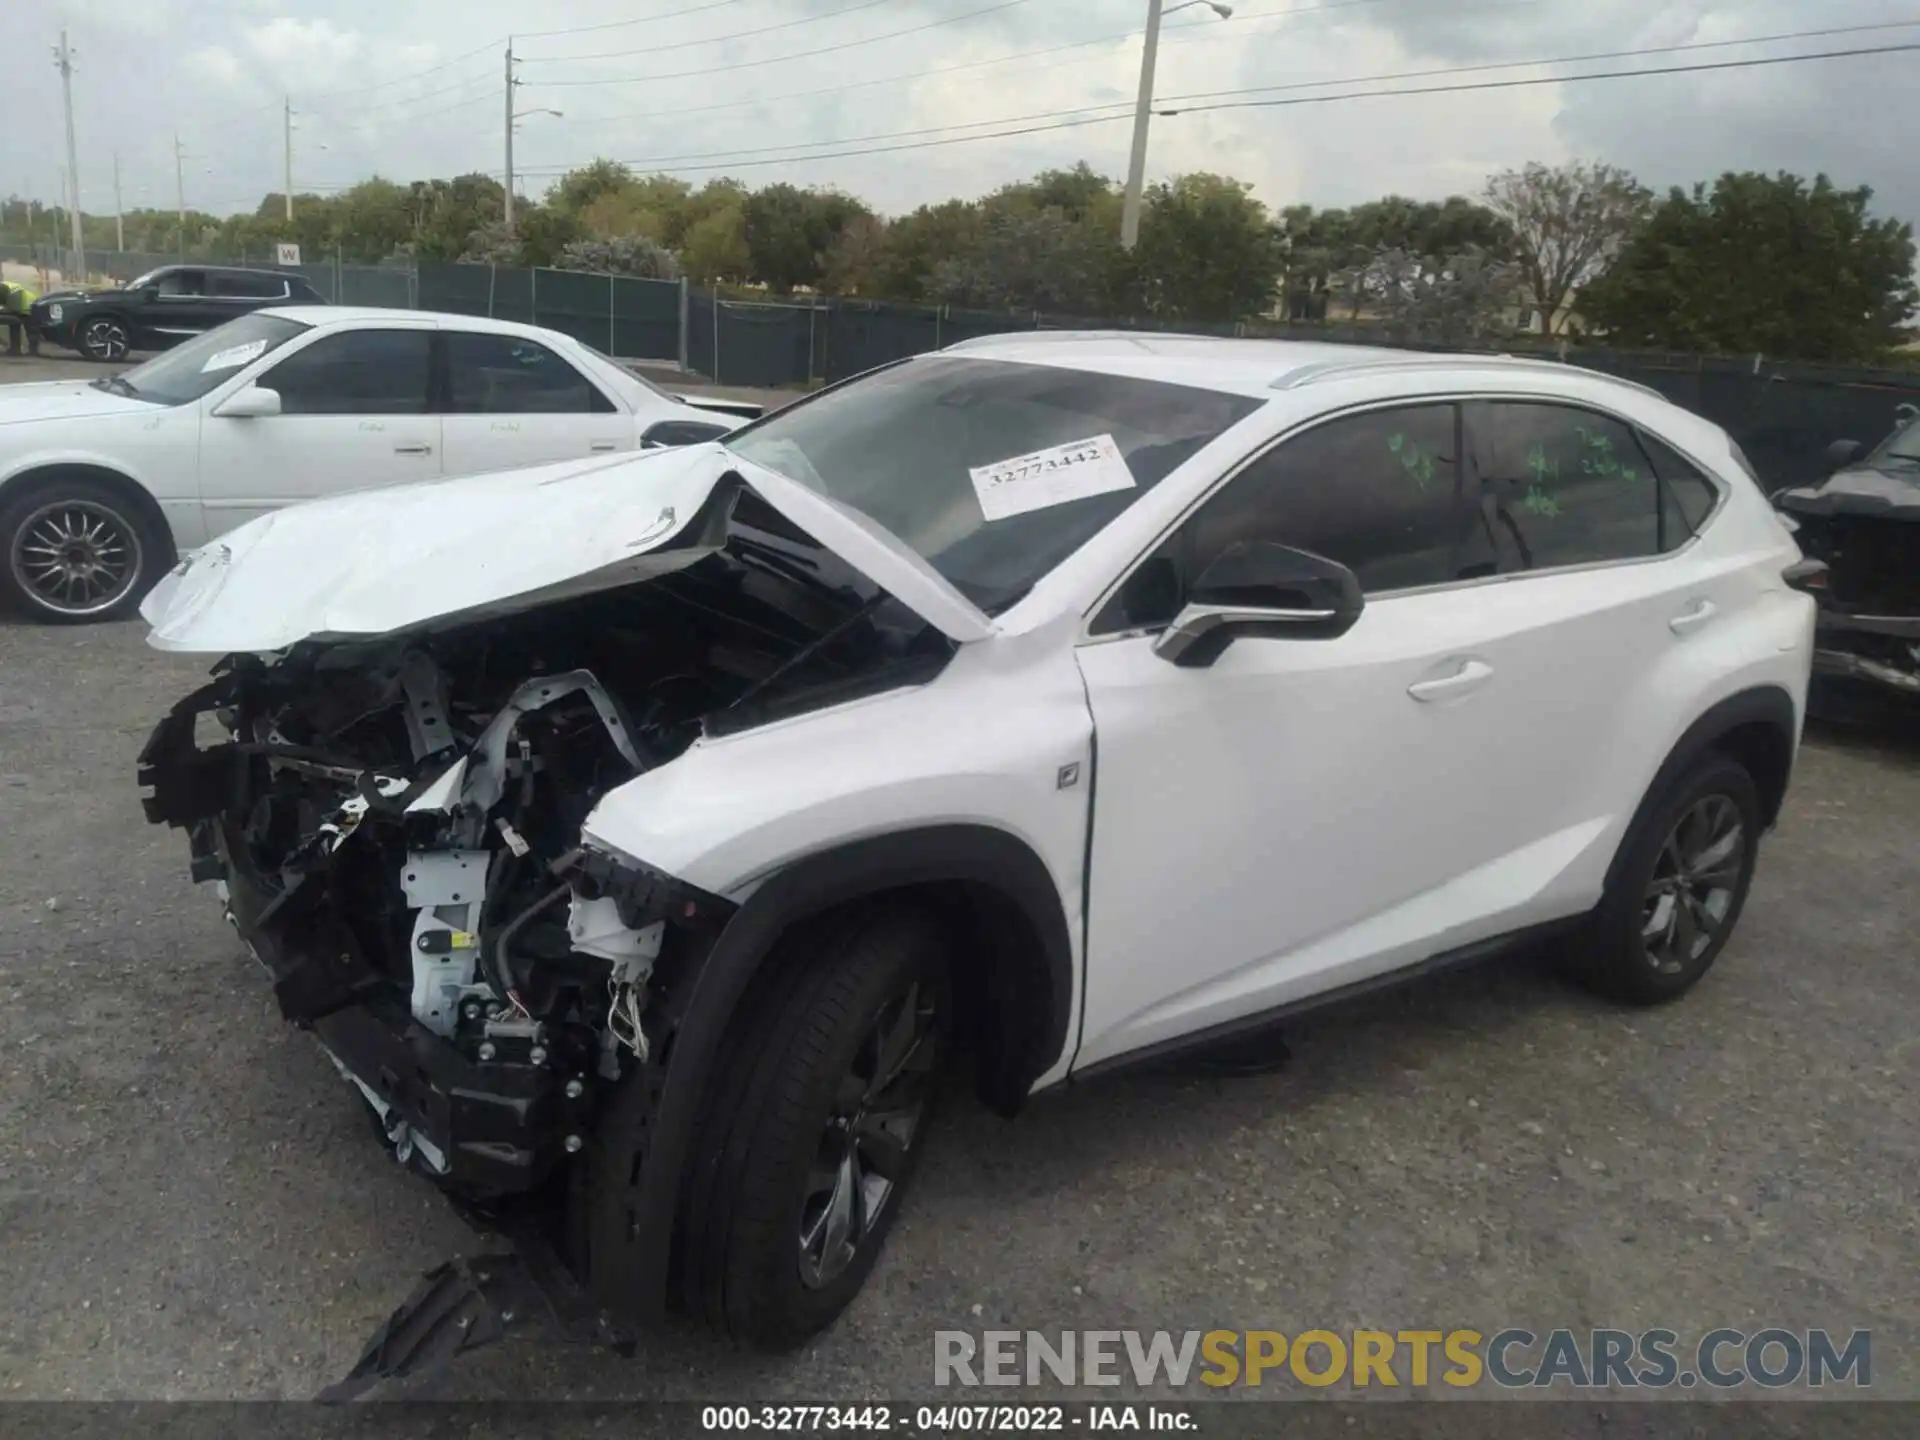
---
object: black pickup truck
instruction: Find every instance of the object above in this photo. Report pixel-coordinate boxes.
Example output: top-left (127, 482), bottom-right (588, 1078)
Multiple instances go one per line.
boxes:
top-left (31, 264), bottom-right (326, 361)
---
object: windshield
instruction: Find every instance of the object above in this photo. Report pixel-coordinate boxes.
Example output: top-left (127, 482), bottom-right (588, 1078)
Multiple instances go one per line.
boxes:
top-left (123, 269), bottom-right (165, 293)
top-left (104, 314), bottom-right (310, 407)
top-left (1874, 414), bottom-right (1920, 463)
top-left (724, 356), bottom-right (1262, 612)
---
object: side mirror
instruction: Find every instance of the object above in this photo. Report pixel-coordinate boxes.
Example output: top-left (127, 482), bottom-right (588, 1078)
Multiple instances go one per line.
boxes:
top-left (641, 419), bottom-right (730, 449)
top-left (214, 385), bottom-right (282, 419)
top-left (1151, 541), bottom-right (1365, 668)
top-left (1823, 439), bottom-right (1864, 471)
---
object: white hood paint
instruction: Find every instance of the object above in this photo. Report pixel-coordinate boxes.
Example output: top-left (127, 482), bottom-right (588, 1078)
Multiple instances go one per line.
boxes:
top-left (141, 443), bottom-right (993, 654)
top-left (0, 380), bottom-right (157, 428)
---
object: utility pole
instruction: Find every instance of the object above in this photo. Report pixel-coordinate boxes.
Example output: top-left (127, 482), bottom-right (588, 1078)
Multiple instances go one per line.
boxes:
top-left (53, 30), bottom-right (86, 280)
top-left (284, 97), bottom-right (294, 223)
top-left (113, 152), bottom-right (124, 252)
top-left (174, 134), bottom-right (187, 260)
top-left (1120, 0), bottom-right (1164, 251)
top-left (503, 40), bottom-right (517, 232)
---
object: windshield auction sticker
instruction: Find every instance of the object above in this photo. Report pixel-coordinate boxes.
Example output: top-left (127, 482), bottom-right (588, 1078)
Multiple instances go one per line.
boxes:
top-left (969, 434), bottom-right (1137, 522)
top-left (200, 339), bottom-right (269, 373)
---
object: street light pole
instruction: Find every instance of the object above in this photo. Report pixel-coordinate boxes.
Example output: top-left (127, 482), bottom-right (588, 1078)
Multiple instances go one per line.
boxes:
top-left (113, 152), bottom-right (124, 252)
top-left (1120, 0), bottom-right (1232, 251)
top-left (53, 30), bottom-right (86, 280)
top-left (284, 98), bottom-right (294, 223)
top-left (503, 40), bottom-right (517, 232)
top-left (174, 134), bottom-right (187, 260)
top-left (1119, 0), bottom-right (1164, 252)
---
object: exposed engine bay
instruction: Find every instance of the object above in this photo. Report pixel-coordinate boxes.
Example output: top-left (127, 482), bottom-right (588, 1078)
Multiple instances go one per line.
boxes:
top-left (138, 487), bottom-right (954, 1201)
top-left (1774, 420), bottom-right (1920, 701)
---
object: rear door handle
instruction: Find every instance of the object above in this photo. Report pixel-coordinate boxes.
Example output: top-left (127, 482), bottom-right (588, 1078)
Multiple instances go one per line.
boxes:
top-left (1669, 599), bottom-right (1718, 635)
top-left (393, 443), bottom-right (433, 455)
top-left (590, 441), bottom-right (620, 452)
top-left (1408, 658), bottom-right (1494, 702)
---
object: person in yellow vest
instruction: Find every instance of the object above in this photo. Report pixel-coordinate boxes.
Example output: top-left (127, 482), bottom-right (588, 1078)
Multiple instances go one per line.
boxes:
top-left (1, 280), bottom-right (41, 356)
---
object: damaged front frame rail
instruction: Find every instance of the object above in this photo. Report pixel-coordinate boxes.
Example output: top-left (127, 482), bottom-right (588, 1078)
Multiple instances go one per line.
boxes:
top-left (137, 663), bottom-right (740, 1395)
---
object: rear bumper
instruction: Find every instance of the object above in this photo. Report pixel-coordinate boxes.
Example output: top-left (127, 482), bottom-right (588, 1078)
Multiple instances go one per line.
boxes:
top-left (1811, 610), bottom-right (1920, 698)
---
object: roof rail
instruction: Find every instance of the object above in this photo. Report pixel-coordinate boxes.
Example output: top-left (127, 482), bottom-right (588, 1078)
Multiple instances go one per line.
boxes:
top-left (1274, 352), bottom-right (1666, 402)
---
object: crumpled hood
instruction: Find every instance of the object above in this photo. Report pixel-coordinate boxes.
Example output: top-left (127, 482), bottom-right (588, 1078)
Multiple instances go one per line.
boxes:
top-left (142, 442), bottom-right (994, 654)
top-left (0, 380), bottom-right (154, 427)
top-left (1776, 464), bottom-right (1920, 522)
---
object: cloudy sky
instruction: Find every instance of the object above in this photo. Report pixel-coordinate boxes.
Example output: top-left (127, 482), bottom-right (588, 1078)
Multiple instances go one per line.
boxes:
top-left (7, 0), bottom-right (1918, 228)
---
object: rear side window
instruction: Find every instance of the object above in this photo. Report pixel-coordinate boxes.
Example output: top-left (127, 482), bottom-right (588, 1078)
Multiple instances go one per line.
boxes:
top-left (211, 273), bottom-right (284, 299)
top-left (443, 332), bottom-right (614, 414)
top-left (1093, 403), bottom-right (1461, 632)
top-left (1463, 402), bottom-right (1665, 573)
top-left (262, 329), bottom-right (432, 415)
top-left (1639, 432), bottom-right (1720, 543)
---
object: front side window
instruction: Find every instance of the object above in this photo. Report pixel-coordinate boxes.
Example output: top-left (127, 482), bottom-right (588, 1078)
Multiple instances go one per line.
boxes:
top-left (153, 270), bottom-right (205, 298)
top-left (103, 313), bottom-right (310, 406)
top-left (260, 329), bottom-right (432, 416)
top-left (444, 332), bottom-right (613, 414)
top-left (211, 272), bottom-right (284, 299)
top-left (1092, 402), bottom-right (1461, 632)
top-left (725, 356), bottom-right (1263, 614)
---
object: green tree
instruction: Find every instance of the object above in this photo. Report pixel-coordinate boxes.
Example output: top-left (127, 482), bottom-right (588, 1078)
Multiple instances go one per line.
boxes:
top-left (547, 160), bottom-right (637, 217)
top-left (874, 199), bottom-right (984, 301)
top-left (741, 183), bottom-right (872, 293)
top-left (557, 234), bottom-right (678, 279)
top-left (1132, 173), bottom-right (1282, 322)
top-left (681, 203), bottom-right (751, 285)
top-left (929, 210), bottom-right (1118, 315)
top-left (1483, 160), bottom-right (1650, 334)
top-left (1580, 171), bottom-right (1918, 362)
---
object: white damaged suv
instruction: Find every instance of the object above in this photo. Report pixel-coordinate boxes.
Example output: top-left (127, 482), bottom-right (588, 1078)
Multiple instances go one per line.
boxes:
top-left (138, 334), bottom-right (1818, 1351)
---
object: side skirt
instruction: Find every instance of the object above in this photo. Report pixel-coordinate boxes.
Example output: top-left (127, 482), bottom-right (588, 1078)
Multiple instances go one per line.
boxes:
top-left (1065, 915), bottom-right (1586, 1085)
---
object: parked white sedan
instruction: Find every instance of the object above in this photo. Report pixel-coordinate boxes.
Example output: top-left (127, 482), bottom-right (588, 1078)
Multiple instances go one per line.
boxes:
top-left (0, 307), bottom-right (757, 621)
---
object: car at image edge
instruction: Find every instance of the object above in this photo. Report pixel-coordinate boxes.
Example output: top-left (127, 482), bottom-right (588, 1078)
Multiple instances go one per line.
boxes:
top-left (0, 306), bottom-right (756, 621)
top-left (135, 333), bottom-right (1820, 1353)
top-left (30, 263), bottom-right (327, 362)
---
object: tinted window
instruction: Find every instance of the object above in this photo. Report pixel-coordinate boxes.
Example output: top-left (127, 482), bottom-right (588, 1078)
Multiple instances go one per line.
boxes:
top-left (1639, 432), bottom-right (1720, 545)
top-left (153, 270), bottom-right (204, 297)
top-left (445, 332), bottom-right (612, 414)
top-left (726, 356), bottom-right (1262, 613)
top-left (1463, 402), bottom-right (1660, 573)
top-left (1094, 403), bottom-right (1461, 631)
top-left (261, 329), bottom-right (432, 415)
top-left (211, 272), bottom-right (285, 299)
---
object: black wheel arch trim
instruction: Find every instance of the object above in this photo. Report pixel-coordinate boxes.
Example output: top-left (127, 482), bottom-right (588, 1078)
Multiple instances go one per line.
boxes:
top-left (1603, 683), bottom-right (1798, 897)
top-left (592, 822), bottom-right (1075, 1321)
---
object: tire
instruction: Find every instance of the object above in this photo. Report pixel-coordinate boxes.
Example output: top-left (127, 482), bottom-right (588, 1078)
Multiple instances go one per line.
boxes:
top-left (77, 315), bottom-right (132, 362)
top-left (1572, 750), bottom-right (1762, 1005)
top-left (667, 904), bottom-right (951, 1350)
top-left (0, 475), bottom-right (169, 623)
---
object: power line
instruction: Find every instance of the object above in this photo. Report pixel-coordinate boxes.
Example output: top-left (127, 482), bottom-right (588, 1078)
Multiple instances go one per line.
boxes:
top-left (521, 0), bottom-right (900, 64)
top-left (516, 0), bottom-right (756, 42)
top-left (296, 36), bottom-right (505, 102)
top-left (517, 21), bottom-right (1920, 173)
top-left (512, 38), bottom-right (1920, 177)
top-left (534, 0), bottom-right (1042, 87)
top-left (552, 0), bottom-right (1550, 127)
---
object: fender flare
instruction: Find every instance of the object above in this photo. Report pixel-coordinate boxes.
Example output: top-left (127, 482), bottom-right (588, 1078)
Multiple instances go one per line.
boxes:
top-left (1603, 682), bottom-right (1799, 896)
top-left (589, 823), bottom-right (1074, 1320)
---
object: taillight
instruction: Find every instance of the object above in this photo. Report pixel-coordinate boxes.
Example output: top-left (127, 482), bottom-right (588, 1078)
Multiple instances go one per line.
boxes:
top-left (1782, 558), bottom-right (1828, 595)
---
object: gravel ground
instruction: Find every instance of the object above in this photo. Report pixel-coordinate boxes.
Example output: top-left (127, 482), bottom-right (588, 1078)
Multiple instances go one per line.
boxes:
top-left (0, 609), bottom-right (1915, 1406)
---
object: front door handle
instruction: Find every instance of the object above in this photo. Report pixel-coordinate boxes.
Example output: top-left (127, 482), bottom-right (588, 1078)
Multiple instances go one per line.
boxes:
top-left (1408, 658), bottom-right (1494, 702)
top-left (1669, 599), bottom-right (1718, 635)
top-left (393, 443), bottom-right (433, 455)
top-left (590, 440), bottom-right (620, 452)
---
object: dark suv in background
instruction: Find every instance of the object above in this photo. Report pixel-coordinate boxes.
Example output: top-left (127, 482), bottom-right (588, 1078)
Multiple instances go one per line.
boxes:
top-left (31, 265), bottom-right (326, 361)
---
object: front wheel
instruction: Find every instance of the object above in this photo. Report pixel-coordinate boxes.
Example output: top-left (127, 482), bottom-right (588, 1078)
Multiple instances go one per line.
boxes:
top-left (1572, 751), bottom-right (1762, 1005)
top-left (77, 315), bottom-right (132, 362)
top-left (667, 905), bottom-right (951, 1350)
top-left (0, 478), bottom-right (166, 622)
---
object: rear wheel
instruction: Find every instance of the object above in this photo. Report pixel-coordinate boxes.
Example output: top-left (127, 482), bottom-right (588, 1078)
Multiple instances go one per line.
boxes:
top-left (1573, 751), bottom-right (1761, 1005)
top-left (669, 905), bottom-right (950, 1350)
top-left (1, 477), bottom-right (167, 622)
